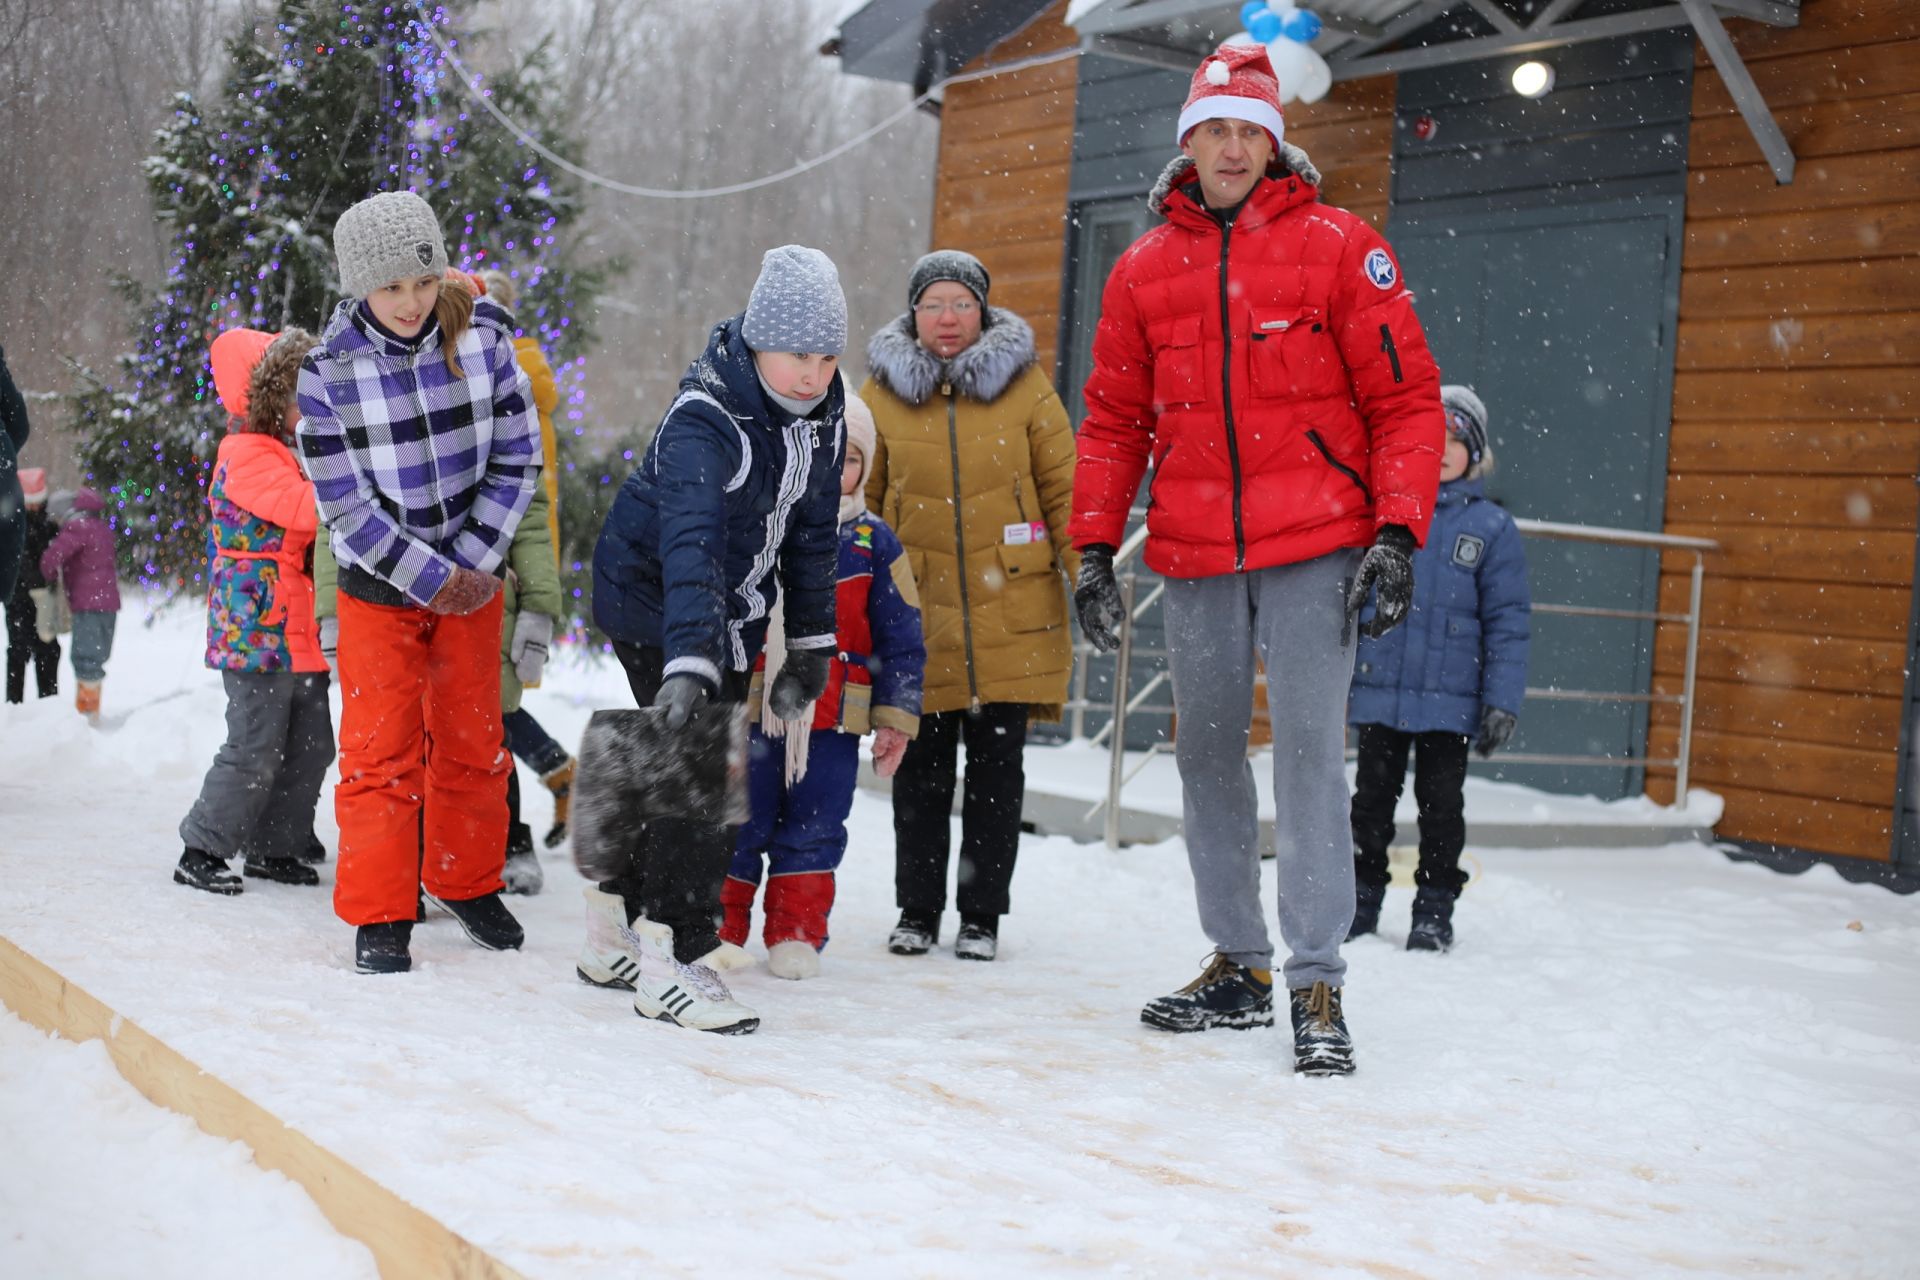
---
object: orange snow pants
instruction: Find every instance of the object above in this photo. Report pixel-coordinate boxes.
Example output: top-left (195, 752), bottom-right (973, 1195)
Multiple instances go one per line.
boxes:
top-left (333, 591), bottom-right (508, 926)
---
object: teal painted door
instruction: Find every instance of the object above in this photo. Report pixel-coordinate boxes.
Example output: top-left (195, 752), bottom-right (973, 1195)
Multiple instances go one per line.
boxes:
top-left (1392, 205), bottom-right (1680, 798)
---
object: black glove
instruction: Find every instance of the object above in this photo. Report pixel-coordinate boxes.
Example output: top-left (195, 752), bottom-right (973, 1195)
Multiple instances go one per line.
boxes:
top-left (653, 673), bottom-right (712, 731)
top-left (1345, 524), bottom-right (1416, 641)
top-left (768, 647), bottom-right (832, 721)
top-left (1475, 706), bottom-right (1517, 758)
top-left (1074, 543), bottom-right (1124, 654)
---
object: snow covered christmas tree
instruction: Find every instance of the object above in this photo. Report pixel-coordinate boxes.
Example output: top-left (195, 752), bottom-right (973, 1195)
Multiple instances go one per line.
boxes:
top-left (71, 0), bottom-right (604, 592)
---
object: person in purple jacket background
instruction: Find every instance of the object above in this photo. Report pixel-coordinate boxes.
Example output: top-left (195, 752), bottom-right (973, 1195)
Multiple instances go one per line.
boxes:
top-left (40, 486), bottom-right (121, 722)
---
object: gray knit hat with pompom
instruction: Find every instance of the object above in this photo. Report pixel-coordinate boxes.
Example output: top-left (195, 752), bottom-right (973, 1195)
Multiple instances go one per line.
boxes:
top-left (333, 192), bottom-right (448, 299)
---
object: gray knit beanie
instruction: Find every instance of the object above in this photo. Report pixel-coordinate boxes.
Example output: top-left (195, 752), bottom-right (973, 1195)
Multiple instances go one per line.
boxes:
top-left (333, 192), bottom-right (449, 299)
top-left (741, 245), bottom-right (847, 358)
top-left (908, 249), bottom-right (991, 310)
top-left (1440, 384), bottom-right (1489, 467)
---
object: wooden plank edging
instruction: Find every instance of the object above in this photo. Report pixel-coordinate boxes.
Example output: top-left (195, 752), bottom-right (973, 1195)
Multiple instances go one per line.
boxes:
top-left (0, 934), bottom-right (525, 1280)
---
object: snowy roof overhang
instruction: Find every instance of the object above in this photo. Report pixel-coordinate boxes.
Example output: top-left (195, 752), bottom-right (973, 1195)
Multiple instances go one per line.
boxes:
top-left (823, 0), bottom-right (1060, 96)
top-left (1067, 0), bottom-right (1802, 181)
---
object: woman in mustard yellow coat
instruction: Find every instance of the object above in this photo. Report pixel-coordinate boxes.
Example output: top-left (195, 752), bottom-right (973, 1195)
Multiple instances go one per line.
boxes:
top-left (860, 251), bottom-right (1078, 962)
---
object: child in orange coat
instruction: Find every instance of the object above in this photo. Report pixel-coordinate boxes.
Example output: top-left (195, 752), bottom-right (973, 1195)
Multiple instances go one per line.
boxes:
top-left (173, 328), bottom-right (335, 894)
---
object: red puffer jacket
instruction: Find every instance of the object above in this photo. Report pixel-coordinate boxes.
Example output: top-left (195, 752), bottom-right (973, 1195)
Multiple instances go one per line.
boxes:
top-left (1071, 150), bottom-right (1445, 578)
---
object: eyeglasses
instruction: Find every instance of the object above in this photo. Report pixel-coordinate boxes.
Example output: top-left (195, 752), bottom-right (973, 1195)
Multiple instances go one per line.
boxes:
top-left (914, 299), bottom-right (979, 316)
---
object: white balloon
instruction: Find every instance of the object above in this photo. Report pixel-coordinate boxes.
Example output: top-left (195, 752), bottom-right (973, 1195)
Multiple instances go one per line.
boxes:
top-left (1296, 46), bottom-right (1333, 104)
top-left (1263, 34), bottom-right (1314, 104)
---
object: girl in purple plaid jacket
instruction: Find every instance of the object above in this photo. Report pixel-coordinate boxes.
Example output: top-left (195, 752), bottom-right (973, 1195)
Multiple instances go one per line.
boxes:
top-left (295, 192), bottom-right (541, 976)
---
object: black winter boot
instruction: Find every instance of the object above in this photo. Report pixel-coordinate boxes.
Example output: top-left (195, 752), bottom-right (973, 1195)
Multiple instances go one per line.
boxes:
top-left (1347, 875), bottom-right (1386, 941)
top-left (1289, 982), bottom-right (1355, 1076)
top-left (174, 848), bottom-right (243, 895)
top-left (1407, 886), bottom-right (1455, 953)
top-left (424, 890), bottom-right (524, 951)
top-left (356, 922), bottom-right (413, 974)
top-left (243, 855), bottom-right (320, 886)
top-left (1141, 954), bottom-right (1275, 1032)
top-left (502, 823), bottom-right (544, 896)
top-left (298, 830), bottom-right (328, 864)
top-left (954, 914), bottom-right (998, 962)
top-left (888, 910), bottom-right (939, 955)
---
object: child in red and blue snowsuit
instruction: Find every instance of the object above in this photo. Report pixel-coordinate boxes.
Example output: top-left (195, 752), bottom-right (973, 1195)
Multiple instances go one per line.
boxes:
top-left (721, 394), bottom-right (924, 979)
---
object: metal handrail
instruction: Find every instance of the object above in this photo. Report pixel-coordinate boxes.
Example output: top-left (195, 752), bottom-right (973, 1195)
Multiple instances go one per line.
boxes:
top-left (1074, 519), bottom-right (1720, 848)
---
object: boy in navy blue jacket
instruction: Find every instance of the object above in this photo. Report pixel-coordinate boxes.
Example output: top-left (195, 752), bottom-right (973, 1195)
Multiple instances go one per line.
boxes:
top-left (581, 246), bottom-right (848, 1035)
top-left (1347, 386), bottom-right (1530, 952)
top-left (722, 393), bottom-right (924, 980)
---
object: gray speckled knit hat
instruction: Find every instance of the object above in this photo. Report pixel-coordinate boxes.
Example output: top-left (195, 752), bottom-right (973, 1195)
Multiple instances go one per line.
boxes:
top-left (907, 249), bottom-right (991, 310)
top-left (741, 245), bottom-right (847, 358)
top-left (333, 192), bottom-right (448, 299)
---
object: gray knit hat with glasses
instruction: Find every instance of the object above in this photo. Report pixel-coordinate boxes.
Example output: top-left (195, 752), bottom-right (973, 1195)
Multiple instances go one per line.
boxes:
top-left (333, 192), bottom-right (449, 299)
top-left (742, 245), bottom-right (847, 357)
top-left (908, 249), bottom-right (991, 310)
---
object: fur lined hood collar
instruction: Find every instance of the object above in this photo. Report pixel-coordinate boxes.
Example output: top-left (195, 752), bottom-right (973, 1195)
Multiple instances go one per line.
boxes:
top-left (1147, 144), bottom-right (1323, 218)
top-left (865, 307), bottom-right (1036, 407)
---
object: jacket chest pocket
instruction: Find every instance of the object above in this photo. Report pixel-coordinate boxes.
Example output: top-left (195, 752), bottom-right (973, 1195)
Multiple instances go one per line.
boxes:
top-left (1249, 307), bottom-right (1339, 398)
top-left (1150, 315), bottom-right (1206, 410)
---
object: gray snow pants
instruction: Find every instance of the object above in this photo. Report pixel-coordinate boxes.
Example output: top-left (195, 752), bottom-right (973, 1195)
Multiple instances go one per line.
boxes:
top-left (180, 670), bottom-right (335, 862)
top-left (1163, 550), bottom-right (1359, 990)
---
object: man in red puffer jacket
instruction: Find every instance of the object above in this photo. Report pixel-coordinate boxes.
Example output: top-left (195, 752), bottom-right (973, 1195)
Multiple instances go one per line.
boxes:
top-left (1070, 41), bottom-right (1445, 1077)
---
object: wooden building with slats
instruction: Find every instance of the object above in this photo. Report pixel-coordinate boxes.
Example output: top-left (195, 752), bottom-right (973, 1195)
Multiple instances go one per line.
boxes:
top-left (827, 0), bottom-right (1920, 879)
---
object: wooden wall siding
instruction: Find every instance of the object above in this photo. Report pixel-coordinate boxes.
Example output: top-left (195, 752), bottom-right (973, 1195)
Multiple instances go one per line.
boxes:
top-left (930, 1), bottom-right (1079, 376)
top-left (1646, 0), bottom-right (1920, 861)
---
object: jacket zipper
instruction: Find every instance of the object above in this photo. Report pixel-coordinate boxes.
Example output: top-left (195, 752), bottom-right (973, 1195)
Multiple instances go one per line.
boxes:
top-left (1219, 217), bottom-right (1247, 571)
top-left (943, 382), bottom-right (981, 710)
top-left (1305, 429), bottom-right (1372, 504)
top-left (406, 345), bottom-right (447, 533)
top-left (1378, 324), bottom-right (1404, 383)
top-left (1011, 475), bottom-right (1030, 524)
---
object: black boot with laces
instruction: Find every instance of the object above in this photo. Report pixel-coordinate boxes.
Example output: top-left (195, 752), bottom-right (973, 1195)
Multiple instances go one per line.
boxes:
top-left (1141, 953), bottom-right (1275, 1032)
top-left (174, 848), bottom-right (243, 895)
top-left (888, 910), bottom-right (939, 956)
top-left (1289, 981), bottom-right (1356, 1076)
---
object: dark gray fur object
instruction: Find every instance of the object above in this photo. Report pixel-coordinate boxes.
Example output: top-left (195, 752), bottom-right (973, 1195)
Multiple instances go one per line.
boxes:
top-left (569, 704), bottom-right (750, 883)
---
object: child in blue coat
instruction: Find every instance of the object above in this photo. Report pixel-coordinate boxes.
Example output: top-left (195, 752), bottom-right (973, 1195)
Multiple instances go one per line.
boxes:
top-left (720, 394), bottom-right (924, 980)
top-left (1347, 385), bottom-right (1529, 952)
top-left (580, 245), bottom-right (848, 1034)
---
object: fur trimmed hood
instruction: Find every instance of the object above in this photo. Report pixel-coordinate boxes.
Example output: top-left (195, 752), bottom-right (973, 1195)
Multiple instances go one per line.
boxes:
top-left (865, 307), bottom-right (1036, 407)
top-left (1147, 144), bottom-right (1322, 218)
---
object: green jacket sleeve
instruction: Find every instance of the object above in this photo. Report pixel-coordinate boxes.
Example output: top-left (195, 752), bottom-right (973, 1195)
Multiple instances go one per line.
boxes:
top-left (313, 525), bottom-right (338, 620)
top-left (507, 484), bottom-right (563, 623)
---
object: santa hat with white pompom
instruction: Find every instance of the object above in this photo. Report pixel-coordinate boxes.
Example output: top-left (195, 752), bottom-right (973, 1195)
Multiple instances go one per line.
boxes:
top-left (1176, 42), bottom-right (1286, 151)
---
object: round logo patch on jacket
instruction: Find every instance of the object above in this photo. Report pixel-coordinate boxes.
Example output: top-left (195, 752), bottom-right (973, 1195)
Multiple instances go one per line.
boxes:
top-left (1364, 248), bottom-right (1397, 290)
top-left (1452, 532), bottom-right (1485, 568)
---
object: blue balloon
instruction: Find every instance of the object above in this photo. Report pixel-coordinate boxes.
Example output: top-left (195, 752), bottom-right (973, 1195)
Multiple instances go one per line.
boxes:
top-left (1247, 9), bottom-right (1283, 42)
top-left (1239, 2), bottom-right (1269, 28)
top-left (1282, 10), bottom-right (1323, 42)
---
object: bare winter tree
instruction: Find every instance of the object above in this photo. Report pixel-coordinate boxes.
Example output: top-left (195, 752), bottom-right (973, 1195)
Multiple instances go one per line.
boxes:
top-left (0, 0), bottom-right (237, 480)
top-left (0, 0), bottom-right (938, 480)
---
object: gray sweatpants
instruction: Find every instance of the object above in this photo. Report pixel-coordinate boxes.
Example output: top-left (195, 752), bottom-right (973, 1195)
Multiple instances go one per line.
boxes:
top-left (1163, 550), bottom-right (1359, 990)
top-left (180, 671), bottom-right (335, 862)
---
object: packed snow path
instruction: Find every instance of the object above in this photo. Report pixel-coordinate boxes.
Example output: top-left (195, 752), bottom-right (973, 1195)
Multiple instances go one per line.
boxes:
top-left (1, 605), bottom-right (1915, 1278)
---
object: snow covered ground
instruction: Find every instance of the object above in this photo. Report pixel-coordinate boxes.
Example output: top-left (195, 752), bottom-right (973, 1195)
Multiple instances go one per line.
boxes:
top-left (3, 601), bottom-right (1918, 1278)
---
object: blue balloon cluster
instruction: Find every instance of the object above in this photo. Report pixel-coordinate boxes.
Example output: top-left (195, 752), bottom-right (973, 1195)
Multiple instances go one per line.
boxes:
top-left (1240, 2), bottom-right (1323, 44)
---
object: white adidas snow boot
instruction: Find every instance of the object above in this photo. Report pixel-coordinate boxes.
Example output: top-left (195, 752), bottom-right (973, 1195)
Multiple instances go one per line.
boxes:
top-left (628, 917), bottom-right (760, 1034)
top-left (577, 885), bottom-right (645, 990)
top-left (766, 939), bottom-right (821, 981)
